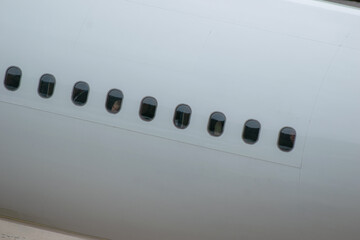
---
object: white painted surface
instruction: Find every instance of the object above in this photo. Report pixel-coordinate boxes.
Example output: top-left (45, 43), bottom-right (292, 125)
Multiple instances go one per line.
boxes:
top-left (0, 0), bottom-right (359, 239)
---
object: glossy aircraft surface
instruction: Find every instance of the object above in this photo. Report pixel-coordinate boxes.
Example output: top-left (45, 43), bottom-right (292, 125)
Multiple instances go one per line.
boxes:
top-left (0, 0), bottom-right (360, 239)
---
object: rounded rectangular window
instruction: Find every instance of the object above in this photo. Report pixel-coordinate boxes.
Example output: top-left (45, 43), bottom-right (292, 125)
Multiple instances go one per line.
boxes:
top-left (4, 66), bottom-right (22, 91)
top-left (278, 127), bottom-right (296, 152)
top-left (38, 74), bottom-right (55, 98)
top-left (242, 119), bottom-right (261, 144)
top-left (139, 96), bottom-right (157, 121)
top-left (208, 112), bottom-right (226, 137)
top-left (72, 81), bottom-right (89, 106)
top-left (174, 104), bottom-right (191, 129)
top-left (106, 89), bottom-right (123, 114)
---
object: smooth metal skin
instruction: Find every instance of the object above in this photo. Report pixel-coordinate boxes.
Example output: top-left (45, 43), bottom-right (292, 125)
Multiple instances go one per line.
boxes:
top-left (0, 0), bottom-right (360, 239)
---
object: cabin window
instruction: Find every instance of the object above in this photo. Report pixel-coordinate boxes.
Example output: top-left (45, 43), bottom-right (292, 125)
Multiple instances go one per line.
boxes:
top-left (4, 66), bottom-right (22, 91)
top-left (38, 74), bottom-right (56, 98)
top-left (106, 89), bottom-right (123, 114)
top-left (278, 127), bottom-right (296, 152)
top-left (242, 119), bottom-right (261, 144)
top-left (72, 81), bottom-right (89, 106)
top-left (208, 112), bottom-right (226, 137)
top-left (139, 96), bottom-right (157, 121)
top-left (173, 104), bottom-right (191, 129)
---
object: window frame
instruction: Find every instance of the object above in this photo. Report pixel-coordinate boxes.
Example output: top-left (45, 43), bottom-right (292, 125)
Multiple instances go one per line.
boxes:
top-left (4, 66), bottom-right (22, 91)
top-left (38, 73), bottom-right (56, 98)
top-left (139, 96), bottom-right (158, 122)
top-left (72, 81), bottom-right (90, 106)
top-left (277, 127), bottom-right (296, 152)
top-left (207, 111), bottom-right (226, 137)
top-left (173, 104), bottom-right (192, 129)
top-left (242, 119), bottom-right (261, 145)
top-left (105, 88), bottom-right (124, 114)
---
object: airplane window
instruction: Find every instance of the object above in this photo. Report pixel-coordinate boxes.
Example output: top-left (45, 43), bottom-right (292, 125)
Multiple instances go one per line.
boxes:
top-left (106, 89), bottom-right (123, 114)
top-left (208, 112), bottom-right (226, 137)
top-left (72, 81), bottom-right (89, 106)
top-left (242, 119), bottom-right (261, 144)
top-left (173, 104), bottom-right (191, 129)
top-left (278, 127), bottom-right (296, 152)
top-left (38, 74), bottom-right (56, 98)
top-left (4, 66), bottom-right (22, 91)
top-left (139, 96), bottom-right (157, 121)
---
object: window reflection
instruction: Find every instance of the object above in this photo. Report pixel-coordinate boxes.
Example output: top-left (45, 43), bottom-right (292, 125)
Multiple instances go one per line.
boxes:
top-left (278, 127), bottom-right (296, 152)
top-left (106, 89), bottom-right (123, 114)
top-left (242, 119), bottom-right (261, 144)
top-left (208, 112), bottom-right (226, 136)
top-left (72, 81), bottom-right (89, 106)
top-left (4, 66), bottom-right (22, 91)
top-left (139, 96), bottom-right (157, 121)
top-left (38, 74), bottom-right (56, 98)
top-left (174, 104), bottom-right (191, 129)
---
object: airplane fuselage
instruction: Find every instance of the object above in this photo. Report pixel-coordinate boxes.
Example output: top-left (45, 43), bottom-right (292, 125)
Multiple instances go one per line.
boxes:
top-left (1, 0), bottom-right (360, 239)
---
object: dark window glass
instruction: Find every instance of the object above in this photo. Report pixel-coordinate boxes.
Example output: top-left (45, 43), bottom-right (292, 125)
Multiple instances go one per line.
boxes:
top-left (38, 74), bottom-right (56, 98)
top-left (173, 104), bottom-right (191, 129)
top-left (72, 81), bottom-right (89, 106)
top-left (4, 66), bottom-right (22, 91)
top-left (106, 89), bottom-right (123, 114)
top-left (208, 112), bottom-right (226, 137)
top-left (139, 96), bottom-right (157, 121)
top-left (242, 119), bottom-right (261, 144)
top-left (278, 127), bottom-right (296, 152)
